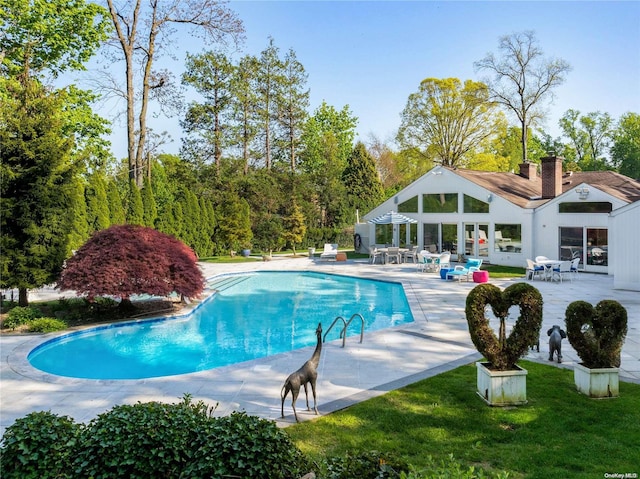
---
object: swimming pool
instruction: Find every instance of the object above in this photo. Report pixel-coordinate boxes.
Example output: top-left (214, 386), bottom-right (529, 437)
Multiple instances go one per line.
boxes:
top-left (28, 271), bottom-right (414, 380)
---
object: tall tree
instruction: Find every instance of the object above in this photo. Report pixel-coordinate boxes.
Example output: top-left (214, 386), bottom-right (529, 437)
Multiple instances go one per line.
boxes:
top-left (104, 0), bottom-right (244, 187)
top-left (230, 55), bottom-right (259, 174)
top-left (0, 80), bottom-right (77, 306)
top-left (181, 50), bottom-right (235, 175)
top-left (397, 77), bottom-right (502, 168)
top-left (279, 48), bottom-right (310, 172)
top-left (559, 109), bottom-right (613, 170)
top-left (611, 112), bottom-right (640, 179)
top-left (343, 142), bottom-right (385, 216)
top-left (254, 38), bottom-right (285, 170)
top-left (299, 102), bottom-right (357, 228)
top-left (475, 30), bottom-right (571, 163)
top-left (1, 0), bottom-right (111, 81)
top-left (86, 172), bottom-right (111, 233)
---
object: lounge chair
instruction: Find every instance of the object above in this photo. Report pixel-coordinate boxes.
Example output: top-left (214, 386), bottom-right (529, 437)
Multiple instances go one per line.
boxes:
top-left (320, 243), bottom-right (338, 261)
top-left (525, 259), bottom-right (545, 280)
top-left (446, 258), bottom-right (483, 282)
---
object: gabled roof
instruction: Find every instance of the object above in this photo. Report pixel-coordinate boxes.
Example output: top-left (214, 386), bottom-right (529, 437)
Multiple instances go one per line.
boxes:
top-left (447, 167), bottom-right (640, 208)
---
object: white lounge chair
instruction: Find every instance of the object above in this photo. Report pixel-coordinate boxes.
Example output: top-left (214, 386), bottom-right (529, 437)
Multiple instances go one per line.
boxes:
top-left (320, 243), bottom-right (338, 261)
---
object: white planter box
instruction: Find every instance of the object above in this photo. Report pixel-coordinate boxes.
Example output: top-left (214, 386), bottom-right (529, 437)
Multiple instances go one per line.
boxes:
top-left (574, 363), bottom-right (619, 398)
top-left (476, 362), bottom-right (528, 406)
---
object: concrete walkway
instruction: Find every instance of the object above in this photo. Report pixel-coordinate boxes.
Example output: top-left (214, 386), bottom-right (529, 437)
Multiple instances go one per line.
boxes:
top-left (1, 257), bottom-right (639, 436)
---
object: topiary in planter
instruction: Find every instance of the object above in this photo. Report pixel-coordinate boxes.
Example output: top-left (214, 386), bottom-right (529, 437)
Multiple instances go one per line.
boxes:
top-left (466, 282), bottom-right (543, 371)
top-left (565, 300), bottom-right (627, 369)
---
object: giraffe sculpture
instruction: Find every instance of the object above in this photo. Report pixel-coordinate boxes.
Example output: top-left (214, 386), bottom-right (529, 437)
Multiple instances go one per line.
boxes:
top-left (281, 322), bottom-right (322, 422)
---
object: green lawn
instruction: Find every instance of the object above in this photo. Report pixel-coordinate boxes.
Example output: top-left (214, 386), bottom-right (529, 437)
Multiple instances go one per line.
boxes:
top-left (286, 361), bottom-right (640, 478)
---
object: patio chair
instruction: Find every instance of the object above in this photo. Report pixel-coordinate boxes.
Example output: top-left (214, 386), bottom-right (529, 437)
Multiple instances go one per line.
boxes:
top-left (386, 247), bottom-right (401, 264)
top-left (319, 243), bottom-right (338, 261)
top-left (525, 259), bottom-right (545, 280)
top-left (369, 247), bottom-right (384, 264)
top-left (416, 250), bottom-right (429, 272)
top-left (551, 260), bottom-right (573, 282)
top-left (570, 257), bottom-right (580, 280)
top-left (403, 245), bottom-right (419, 264)
top-left (438, 252), bottom-right (451, 270)
top-left (446, 258), bottom-right (483, 282)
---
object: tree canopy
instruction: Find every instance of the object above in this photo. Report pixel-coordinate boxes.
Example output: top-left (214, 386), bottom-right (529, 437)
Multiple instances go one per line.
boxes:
top-left (397, 77), bottom-right (502, 168)
top-left (475, 31), bottom-right (571, 163)
top-left (57, 225), bottom-right (204, 302)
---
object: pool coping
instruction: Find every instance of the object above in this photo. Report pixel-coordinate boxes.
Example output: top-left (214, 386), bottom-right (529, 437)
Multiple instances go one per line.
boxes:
top-left (2, 257), bottom-right (639, 433)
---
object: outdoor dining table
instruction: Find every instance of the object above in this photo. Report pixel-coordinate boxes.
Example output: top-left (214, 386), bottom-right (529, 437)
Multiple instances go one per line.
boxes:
top-left (536, 259), bottom-right (562, 281)
top-left (376, 247), bottom-right (409, 264)
top-left (418, 252), bottom-right (441, 272)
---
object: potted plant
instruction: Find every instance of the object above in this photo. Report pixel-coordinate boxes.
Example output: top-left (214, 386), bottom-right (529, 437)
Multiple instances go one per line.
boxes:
top-left (465, 282), bottom-right (543, 406)
top-left (565, 300), bottom-right (628, 398)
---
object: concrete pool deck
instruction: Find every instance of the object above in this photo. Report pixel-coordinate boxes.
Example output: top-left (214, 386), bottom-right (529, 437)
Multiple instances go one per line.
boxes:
top-left (1, 257), bottom-right (639, 435)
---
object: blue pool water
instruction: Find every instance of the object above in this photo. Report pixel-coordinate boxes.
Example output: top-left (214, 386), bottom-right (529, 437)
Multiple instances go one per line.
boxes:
top-left (28, 271), bottom-right (413, 380)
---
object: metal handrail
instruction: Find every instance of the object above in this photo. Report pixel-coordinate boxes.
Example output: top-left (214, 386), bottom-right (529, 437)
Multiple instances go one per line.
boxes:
top-left (323, 316), bottom-right (347, 346)
top-left (323, 313), bottom-right (364, 348)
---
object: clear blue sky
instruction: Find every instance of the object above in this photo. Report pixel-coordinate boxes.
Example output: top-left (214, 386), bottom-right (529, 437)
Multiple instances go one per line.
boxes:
top-left (95, 1), bottom-right (640, 159)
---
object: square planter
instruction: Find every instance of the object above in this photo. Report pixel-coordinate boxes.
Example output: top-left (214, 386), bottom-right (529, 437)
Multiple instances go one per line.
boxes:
top-left (574, 363), bottom-right (619, 398)
top-left (476, 362), bottom-right (528, 406)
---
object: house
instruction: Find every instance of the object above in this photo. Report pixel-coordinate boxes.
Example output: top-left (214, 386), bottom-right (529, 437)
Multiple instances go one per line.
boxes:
top-left (354, 156), bottom-right (640, 291)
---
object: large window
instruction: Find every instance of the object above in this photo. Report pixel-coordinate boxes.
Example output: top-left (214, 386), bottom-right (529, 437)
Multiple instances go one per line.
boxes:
top-left (464, 223), bottom-right (489, 257)
top-left (559, 227), bottom-right (608, 267)
top-left (423, 223), bottom-right (440, 252)
top-left (399, 223), bottom-right (418, 247)
top-left (463, 195), bottom-right (489, 213)
top-left (398, 196), bottom-right (418, 213)
top-left (422, 193), bottom-right (457, 213)
top-left (375, 224), bottom-right (392, 245)
top-left (494, 224), bottom-right (522, 253)
top-left (559, 202), bottom-right (612, 213)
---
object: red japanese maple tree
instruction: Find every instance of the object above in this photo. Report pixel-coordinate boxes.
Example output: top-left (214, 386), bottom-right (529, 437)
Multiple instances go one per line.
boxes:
top-left (58, 225), bottom-right (204, 302)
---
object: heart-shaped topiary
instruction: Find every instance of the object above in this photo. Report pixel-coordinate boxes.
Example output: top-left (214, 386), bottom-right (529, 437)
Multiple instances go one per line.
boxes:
top-left (565, 300), bottom-right (628, 369)
top-left (465, 282), bottom-right (543, 371)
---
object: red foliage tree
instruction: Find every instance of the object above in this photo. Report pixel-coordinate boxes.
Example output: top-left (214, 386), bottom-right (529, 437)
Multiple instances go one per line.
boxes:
top-left (57, 225), bottom-right (204, 302)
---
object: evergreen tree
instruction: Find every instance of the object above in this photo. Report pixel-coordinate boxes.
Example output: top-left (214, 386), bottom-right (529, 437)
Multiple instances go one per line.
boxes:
top-left (141, 177), bottom-right (158, 228)
top-left (106, 180), bottom-right (126, 225)
top-left (126, 180), bottom-right (144, 226)
top-left (343, 142), bottom-right (385, 216)
top-left (86, 172), bottom-right (111, 233)
top-left (216, 194), bottom-right (253, 254)
top-left (0, 79), bottom-right (77, 305)
top-left (66, 175), bottom-right (90, 255)
top-left (282, 203), bottom-right (306, 256)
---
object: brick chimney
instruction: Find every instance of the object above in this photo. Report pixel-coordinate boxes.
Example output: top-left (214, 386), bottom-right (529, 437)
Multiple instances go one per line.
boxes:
top-left (541, 155), bottom-right (563, 199)
top-left (519, 162), bottom-right (537, 180)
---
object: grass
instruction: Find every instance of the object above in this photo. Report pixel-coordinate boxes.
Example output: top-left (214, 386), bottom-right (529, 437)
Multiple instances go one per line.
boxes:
top-left (286, 360), bottom-right (640, 478)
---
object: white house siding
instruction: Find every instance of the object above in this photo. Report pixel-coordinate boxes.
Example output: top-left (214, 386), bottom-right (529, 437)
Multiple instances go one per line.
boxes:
top-left (610, 202), bottom-right (640, 291)
top-left (360, 167), bottom-right (535, 268)
top-left (532, 184), bottom-right (627, 274)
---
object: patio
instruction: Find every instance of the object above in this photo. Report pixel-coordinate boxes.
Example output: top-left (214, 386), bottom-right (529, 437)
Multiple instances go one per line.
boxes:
top-left (1, 257), bottom-right (639, 435)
